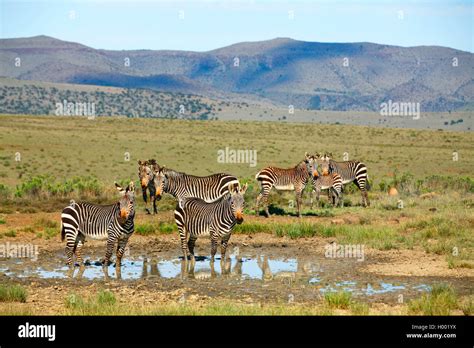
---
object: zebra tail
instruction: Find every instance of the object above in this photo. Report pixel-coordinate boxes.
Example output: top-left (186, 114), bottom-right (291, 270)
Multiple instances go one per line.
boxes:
top-left (366, 175), bottom-right (371, 191)
top-left (60, 220), bottom-right (65, 241)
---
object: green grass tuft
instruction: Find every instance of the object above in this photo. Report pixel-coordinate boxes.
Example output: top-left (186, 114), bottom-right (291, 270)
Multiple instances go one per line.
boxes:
top-left (0, 284), bottom-right (27, 303)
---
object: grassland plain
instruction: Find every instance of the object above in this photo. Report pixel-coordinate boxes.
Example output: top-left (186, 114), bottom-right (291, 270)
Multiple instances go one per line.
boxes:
top-left (0, 115), bottom-right (473, 188)
top-left (0, 114), bottom-right (473, 315)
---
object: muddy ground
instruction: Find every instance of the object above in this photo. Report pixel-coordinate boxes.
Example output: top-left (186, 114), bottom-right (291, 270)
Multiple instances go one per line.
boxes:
top-left (0, 212), bottom-right (473, 315)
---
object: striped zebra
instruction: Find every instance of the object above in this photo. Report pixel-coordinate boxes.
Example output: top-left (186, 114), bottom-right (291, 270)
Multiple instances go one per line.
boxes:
top-left (138, 159), bottom-right (158, 214)
top-left (306, 153), bottom-right (344, 207)
top-left (320, 153), bottom-right (370, 207)
top-left (174, 183), bottom-right (248, 262)
top-left (255, 154), bottom-right (312, 217)
top-left (60, 182), bottom-right (136, 267)
top-left (152, 165), bottom-right (239, 202)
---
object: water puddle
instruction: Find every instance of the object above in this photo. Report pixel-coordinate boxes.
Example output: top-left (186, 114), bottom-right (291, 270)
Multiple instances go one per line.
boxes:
top-left (0, 254), bottom-right (433, 297)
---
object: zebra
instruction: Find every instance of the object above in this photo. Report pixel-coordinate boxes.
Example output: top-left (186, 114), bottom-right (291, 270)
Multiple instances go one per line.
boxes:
top-left (174, 183), bottom-right (248, 262)
top-left (138, 159), bottom-right (158, 214)
top-left (60, 181), bottom-right (136, 267)
top-left (255, 154), bottom-right (312, 217)
top-left (305, 153), bottom-right (344, 207)
top-left (320, 153), bottom-right (370, 207)
top-left (152, 165), bottom-right (240, 203)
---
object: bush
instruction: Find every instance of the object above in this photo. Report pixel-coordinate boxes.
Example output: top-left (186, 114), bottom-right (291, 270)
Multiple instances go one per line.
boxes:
top-left (14, 175), bottom-right (102, 198)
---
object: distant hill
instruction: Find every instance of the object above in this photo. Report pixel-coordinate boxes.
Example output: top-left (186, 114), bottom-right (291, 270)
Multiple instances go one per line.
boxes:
top-left (0, 35), bottom-right (473, 111)
top-left (0, 78), bottom-right (229, 120)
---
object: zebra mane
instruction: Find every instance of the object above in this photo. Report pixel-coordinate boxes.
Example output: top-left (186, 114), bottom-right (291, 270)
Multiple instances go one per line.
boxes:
top-left (296, 160), bottom-right (307, 169)
top-left (162, 168), bottom-right (182, 178)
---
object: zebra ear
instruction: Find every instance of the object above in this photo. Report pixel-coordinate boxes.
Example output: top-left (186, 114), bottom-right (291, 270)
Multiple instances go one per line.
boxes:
top-left (128, 181), bottom-right (135, 192)
top-left (115, 182), bottom-right (124, 192)
top-left (228, 183), bottom-right (235, 194)
top-left (240, 183), bottom-right (248, 194)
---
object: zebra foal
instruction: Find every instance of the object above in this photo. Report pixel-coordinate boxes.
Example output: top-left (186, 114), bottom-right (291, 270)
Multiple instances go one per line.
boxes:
top-left (305, 154), bottom-right (344, 207)
top-left (174, 183), bottom-right (248, 262)
top-left (138, 159), bottom-right (158, 214)
top-left (320, 153), bottom-right (370, 207)
top-left (60, 182), bottom-right (136, 267)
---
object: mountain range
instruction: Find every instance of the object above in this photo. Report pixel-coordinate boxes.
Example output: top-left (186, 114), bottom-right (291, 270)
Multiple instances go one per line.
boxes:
top-left (0, 35), bottom-right (473, 111)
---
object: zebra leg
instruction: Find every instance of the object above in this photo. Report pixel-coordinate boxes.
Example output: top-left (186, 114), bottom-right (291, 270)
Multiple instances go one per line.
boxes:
top-left (210, 235), bottom-right (218, 262)
top-left (102, 237), bottom-right (116, 266)
top-left (116, 237), bottom-right (129, 267)
top-left (315, 189), bottom-right (321, 207)
top-left (142, 188), bottom-right (150, 215)
top-left (363, 186), bottom-right (370, 207)
top-left (64, 231), bottom-right (77, 267)
top-left (153, 196), bottom-right (158, 214)
top-left (331, 188), bottom-right (338, 207)
top-left (256, 186), bottom-right (271, 218)
top-left (354, 178), bottom-right (369, 207)
top-left (295, 190), bottom-right (303, 218)
top-left (209, 259), bottom-right (217, 278)
top-left (74, 234), bottom-right (86, 266)
top-left (177, 225), bottom-right (189, 261)
top-left (187, 236), bottom-right (197, 262)
top-left (220, 234), bottom-right (231, 261)
top-left (255, 193), bottom-right (261, 215)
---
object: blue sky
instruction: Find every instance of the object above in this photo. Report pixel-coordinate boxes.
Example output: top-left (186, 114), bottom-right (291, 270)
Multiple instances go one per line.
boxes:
top-left (1, 0), bottom-right (472, 52)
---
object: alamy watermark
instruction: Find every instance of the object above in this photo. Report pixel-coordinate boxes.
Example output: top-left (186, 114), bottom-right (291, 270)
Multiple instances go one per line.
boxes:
top-left (55, 99), bottom-right (96, 119)
top-left (217, 147), bottom-right (257, 167)
top-left (325, 242), bottom-right (365, 262)
top-left (0, 242), bottom-right (39, 261)
top-left (380, 100), bottom-right (420, 120)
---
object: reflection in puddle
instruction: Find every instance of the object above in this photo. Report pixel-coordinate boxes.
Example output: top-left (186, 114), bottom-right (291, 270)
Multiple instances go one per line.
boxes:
top-left (0, 254), bottom-right (432, 297)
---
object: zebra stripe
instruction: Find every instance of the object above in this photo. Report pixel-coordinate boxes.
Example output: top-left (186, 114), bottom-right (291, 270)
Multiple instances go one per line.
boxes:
top-left (174, 183), bottom-right (247, 261)
top-left (60, 182), bottom-right (135, 266)
top-left (154, 166), bottom-right (239, 203)
top-left (255, 158), bottom-right (310, 217)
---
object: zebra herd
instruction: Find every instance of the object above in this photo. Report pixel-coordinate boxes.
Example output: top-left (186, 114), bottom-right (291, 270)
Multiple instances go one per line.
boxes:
top-left (60, 153), bottom-right (369, 268)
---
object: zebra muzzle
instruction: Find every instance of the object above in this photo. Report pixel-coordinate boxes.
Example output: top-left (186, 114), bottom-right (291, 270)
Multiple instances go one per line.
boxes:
top-left (120, 208), bottom-right (128, 219)
top-left (155, 191), bottom-right (162, 200)
top-left (235, 211), bottom-right (244, 224)
top-left (313, 171), bottom-right (319, 178)
top-left (141, 179), bottom-right (147, 188)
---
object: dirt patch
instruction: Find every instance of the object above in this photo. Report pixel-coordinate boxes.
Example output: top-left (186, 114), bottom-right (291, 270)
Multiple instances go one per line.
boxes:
top-left (0, 213), bottom-right (472, 315)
